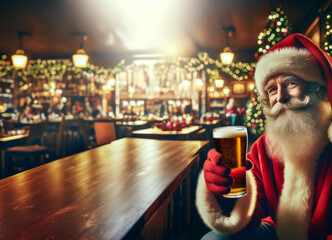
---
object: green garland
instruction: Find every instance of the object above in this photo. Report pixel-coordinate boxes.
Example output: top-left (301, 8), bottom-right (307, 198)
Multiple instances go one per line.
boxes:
top-left (0, 56), bottom-right (127, 91)
top-left (0, 55), bottom-right (14, 78)
top-left (1, 51), bottom-right (254, 90)
top-left (191, 52), bottom-right (255, 81)
top-left (152, 52), bottom-right (255, 82)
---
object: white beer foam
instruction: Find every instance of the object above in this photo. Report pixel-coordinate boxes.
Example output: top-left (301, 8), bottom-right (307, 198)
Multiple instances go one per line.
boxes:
top-left (213, 126), bottom-right (247, 138)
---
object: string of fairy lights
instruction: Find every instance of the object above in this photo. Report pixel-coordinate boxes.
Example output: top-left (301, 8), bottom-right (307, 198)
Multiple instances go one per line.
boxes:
top-left (0, 52), bottom-right (255, 92)
top-left (322, 5), bottom-right (332, 56)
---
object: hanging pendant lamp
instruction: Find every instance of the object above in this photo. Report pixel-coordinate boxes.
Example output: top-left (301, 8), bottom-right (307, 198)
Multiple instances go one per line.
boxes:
top-left (72, 33), bottom-right (89, 68)
top-left (12, 32), bottom-right (30, 69)
top-left (220, 27), bottom-right (235, 65)
top-left (215, 78), bottom-right (224, 88)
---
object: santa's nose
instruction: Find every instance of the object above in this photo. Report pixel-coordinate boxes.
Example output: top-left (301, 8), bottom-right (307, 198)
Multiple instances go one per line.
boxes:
top-left (276, 86), bottom-right (290, 104)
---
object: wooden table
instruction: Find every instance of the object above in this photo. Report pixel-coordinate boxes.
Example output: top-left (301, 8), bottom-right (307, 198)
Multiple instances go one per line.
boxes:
top-left (0, 138), bottom-right (209, 239)
top-left (115, 120), bottom-right (150, 138)
top-left (131, 125), bottom-right (201, 140)
top-left (0, 133), bottom-right (29, 178)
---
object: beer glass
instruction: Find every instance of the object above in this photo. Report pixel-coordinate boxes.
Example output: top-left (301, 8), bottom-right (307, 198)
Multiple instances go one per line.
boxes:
top-left (213, 126), bottom-right (248, 198)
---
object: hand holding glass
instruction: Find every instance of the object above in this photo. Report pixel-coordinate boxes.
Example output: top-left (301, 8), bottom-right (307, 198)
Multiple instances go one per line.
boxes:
top-left (213, 126), bottom-right (248, 198)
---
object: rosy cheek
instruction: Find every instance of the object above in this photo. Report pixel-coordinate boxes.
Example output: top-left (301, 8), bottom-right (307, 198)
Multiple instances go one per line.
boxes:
top-left (289, 89), bottom-right (302, 98)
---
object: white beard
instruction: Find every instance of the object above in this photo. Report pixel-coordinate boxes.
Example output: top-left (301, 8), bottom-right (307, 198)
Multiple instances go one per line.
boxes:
top-left (265, 95), bottom-right (331, 164)
top-left (264, 95), bottom-right (331, 240)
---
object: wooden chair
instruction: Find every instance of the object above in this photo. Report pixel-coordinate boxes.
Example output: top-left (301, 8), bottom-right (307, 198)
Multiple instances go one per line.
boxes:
top-left (6, 120), bottom-right (49, 175)
top-left (93, 121), bottom-right (117, 146)
top-left (78, 118), bottom-right (96, 150)
top-left (6, 115), bottom-right (66, 176)
top-left (55, 115), bottom-right (66, 159)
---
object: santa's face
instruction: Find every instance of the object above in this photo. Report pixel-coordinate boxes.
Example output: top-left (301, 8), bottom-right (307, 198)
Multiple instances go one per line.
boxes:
top-left (266, 74), bottom-right (309, 108)
top-left (262, 74), bottom-right (312, 118)
top-left (263, 74), bottom-right (331, 162)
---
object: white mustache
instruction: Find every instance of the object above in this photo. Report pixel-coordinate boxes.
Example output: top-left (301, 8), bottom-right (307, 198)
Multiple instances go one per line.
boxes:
top-left (263, 95), bottom-right (310, 117)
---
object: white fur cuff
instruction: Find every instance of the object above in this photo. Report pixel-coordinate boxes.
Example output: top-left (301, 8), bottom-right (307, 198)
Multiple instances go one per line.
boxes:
top-left (195, 170), bottom-right (257, 234)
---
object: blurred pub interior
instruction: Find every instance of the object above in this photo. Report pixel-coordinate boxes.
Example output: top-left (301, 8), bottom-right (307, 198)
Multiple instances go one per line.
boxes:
top-left (0, 0), bottom-right (331, 239)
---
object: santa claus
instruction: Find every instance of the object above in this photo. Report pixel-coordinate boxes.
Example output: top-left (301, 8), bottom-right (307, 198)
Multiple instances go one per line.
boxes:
top-left (225, 97), bottom-right (238, 126)
top-left (196, 33), bottom-right (332, 240)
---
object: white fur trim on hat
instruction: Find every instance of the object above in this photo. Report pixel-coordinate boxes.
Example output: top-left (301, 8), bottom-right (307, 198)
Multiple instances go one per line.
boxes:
top-left (195, 170), bottom-right (257, 234)
top-left (254, 48), bottom-right (325, 96)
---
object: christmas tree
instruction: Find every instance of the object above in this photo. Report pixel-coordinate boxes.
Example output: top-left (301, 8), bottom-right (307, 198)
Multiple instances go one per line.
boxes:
top-left (255, 6), bottom-right (293, 59)
top-left (322, 5), bottom-right (332, 56)
top-left (243, 89), bottom-right (265, 138)
top-left (245, 6), bottom-right (293, 138)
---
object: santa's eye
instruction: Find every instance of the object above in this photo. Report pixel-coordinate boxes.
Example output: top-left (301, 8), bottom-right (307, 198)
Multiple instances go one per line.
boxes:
top-left (287, 81), bottom-right (298, 88)
top-left (267, 87), bottom-right (277, 95)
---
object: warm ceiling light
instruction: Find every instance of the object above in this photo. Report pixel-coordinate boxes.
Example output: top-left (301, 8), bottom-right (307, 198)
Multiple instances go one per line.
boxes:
top-left (223, 86), bottom-right (230, 96)
top-left (12, 50), bottom-right (28, 69)
top-left (220, 27), bottom-right (235, 65)
top-left (73, 49), bottom-right (89, 68)
top-left (249, 83), bottom-right (255, 91)
top-left (195, 78), bottom-right (204, 91)
top-left (129, 87), bottom-right (135, 94)
top-left (12, 32), bottom-right (30, 69)
top-left (220, 47), bottom-right (234, 65)
top-left (0, 103), bottom-right (7, 113)
top-left (72, 33), bottom-right (89, 68)
top-left (107, 76), bottom-right (116, 87)
top-left (209, 86), bottom-right (215, 92)
top-left (215, 79), bottom-right (224, 88)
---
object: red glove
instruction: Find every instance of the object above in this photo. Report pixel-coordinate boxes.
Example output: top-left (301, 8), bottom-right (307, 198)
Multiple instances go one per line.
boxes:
top-left (204, 149), bottom-right (253, 198)
top-left (204, 149), bottom-right (233, 198)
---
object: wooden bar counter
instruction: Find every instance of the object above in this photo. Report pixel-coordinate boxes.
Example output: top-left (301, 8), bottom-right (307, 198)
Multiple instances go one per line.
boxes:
top-left (0, 138), bottom-right (209, 240)
top-left (131, 125), bottom-right (201, 140)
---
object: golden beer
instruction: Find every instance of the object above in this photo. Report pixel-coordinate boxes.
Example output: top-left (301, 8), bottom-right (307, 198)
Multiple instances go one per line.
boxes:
top-left (213, 126), bottom-right (248, 198)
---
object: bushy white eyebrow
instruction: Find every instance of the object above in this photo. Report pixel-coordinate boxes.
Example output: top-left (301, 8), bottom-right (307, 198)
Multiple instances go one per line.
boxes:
top-left (283, 75), bottom-right (302, 82)
top-left (264, 75), bottom-right (302, 92)
top-left (264, 81), bottom-right (276, 92)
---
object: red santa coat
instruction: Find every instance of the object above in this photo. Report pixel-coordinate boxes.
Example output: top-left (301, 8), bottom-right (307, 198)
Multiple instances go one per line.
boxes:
top-left (196, 134), bottom-right (332, 240)
top-left (247, 134), bottom-right (332, 240)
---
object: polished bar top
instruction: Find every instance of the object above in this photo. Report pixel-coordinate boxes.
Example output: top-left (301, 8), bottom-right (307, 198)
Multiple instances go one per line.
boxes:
top-left (0, 133), bottom-right (29, 142)
top-left (132, 125), bottom-right (200, 136)
top-left (115, 120), bottom-right (149, 126)
top-left (0, 138), bottom-right (208, 240)
top-left (194, 119), bottom-right (222, 126)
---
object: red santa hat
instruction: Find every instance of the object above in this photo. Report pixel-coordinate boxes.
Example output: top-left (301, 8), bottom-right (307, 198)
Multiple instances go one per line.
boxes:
top-left (254, 33), bottom-right (332, 142)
